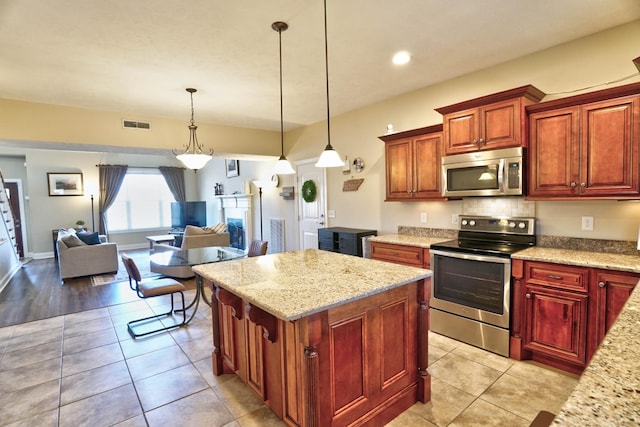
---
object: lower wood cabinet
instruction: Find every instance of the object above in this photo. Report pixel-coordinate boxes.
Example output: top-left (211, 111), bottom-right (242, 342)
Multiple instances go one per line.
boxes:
top-left (370, 241), bottom-right (430, 268)
top-left (209, 278), bottom-right (431, 426)
top-left (511, 259), bottom-right (639, 374)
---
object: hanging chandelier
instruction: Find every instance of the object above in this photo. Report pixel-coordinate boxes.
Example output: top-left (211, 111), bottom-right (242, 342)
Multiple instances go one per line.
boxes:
top-left (315, 0), bottom-right (344, 168)
top-left (272, 21), bottom-right (295, 175)
top-left (173, 88), bottom-right (213, 170)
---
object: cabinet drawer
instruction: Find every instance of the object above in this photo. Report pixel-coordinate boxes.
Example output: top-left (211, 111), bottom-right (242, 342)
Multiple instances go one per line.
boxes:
top-left (370, 242), bottom-right (424, 267)
top-left (526, 262), bottom-right (589, 292)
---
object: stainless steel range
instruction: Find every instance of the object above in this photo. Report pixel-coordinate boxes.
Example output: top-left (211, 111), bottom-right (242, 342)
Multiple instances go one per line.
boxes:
top-left (429, 215), bottom-right (535, 357)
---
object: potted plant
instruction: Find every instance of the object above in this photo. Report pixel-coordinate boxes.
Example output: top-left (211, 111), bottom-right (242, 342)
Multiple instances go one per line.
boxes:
top-left (75, 220), bottom-right (86, 231)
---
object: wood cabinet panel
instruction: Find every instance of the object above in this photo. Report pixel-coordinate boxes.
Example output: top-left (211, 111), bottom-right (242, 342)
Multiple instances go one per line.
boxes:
top-left (523, 285), bottom-right (588, 367)
top-left (526, 261), bottom-right (589, 292)
top-left (592, 270), bottom-right (638, 350)
top-left (370, 241), bottom-right (424, 268)
top-left (580, 96), bottom-right (639, 196)
top-left (528, 108), bottom-right (579, 197)
top-left (385, 138), bottom-right (413, 200)
top-left (414, 133), bottom-right (443, 198)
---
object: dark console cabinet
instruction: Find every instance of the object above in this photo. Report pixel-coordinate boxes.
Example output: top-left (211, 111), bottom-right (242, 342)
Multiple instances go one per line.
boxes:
top-left (318, 227), bottom-right (377, 257)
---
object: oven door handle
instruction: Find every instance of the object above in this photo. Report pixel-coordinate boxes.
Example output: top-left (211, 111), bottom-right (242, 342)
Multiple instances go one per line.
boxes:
top-left (497, 158), bottom-right (505, 193)
top-left (429, 248), bottom-right (511, 265)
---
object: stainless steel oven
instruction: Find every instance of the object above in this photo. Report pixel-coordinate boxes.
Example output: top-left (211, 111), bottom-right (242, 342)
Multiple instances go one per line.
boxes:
top-left (429, 216), bottom-right (535, 357)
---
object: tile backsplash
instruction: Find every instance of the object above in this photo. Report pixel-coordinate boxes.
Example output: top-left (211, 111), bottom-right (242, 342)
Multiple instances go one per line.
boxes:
top-left (462, 197), bottom-right (535, 218)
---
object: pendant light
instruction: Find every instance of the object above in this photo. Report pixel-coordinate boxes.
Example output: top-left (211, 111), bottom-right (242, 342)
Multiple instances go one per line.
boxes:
top-left (272, 21), bottom-right (295, 175)
top-left (173, 88), bottom-right (213, 170)
top-left (315, 0), bottom-right (344, 168)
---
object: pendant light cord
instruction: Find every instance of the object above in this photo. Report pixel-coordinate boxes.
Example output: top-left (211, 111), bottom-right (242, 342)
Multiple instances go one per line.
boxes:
top-left (278, 27), bottom-right (285, 155)
top-left (323, 0), bottom-right (332, 149)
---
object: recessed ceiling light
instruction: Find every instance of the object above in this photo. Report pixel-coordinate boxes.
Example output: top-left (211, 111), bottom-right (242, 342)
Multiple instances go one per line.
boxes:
top-left (392, 51), bottom-right (411, 65)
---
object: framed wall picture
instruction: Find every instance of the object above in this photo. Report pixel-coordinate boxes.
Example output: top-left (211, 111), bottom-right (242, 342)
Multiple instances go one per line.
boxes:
top-left (225, 159), bottom-right (239, 178)
top-left (47, 172), bottom-right (84, 196)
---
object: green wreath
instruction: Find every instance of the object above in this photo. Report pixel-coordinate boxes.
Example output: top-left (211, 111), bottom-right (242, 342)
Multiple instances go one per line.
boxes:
top-left (302, 179), bottom-right (317, 203)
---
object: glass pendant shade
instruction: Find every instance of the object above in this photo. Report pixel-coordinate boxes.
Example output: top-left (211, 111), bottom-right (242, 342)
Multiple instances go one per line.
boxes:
top-left (173, 88), bottom-right (213, 170)
top-left (176, 153), bottom-right (212, 170)
top-left (315, 144), bottom-right (344, 168)
top-left (273, 155), bottom-right (295, 174)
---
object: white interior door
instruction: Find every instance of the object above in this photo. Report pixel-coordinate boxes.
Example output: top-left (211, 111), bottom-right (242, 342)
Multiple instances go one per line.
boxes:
top-left (296, 160), bottom-right (326, 250)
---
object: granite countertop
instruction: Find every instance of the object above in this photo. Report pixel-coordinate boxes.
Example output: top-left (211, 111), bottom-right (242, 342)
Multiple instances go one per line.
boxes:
top-left (512, 247), bottom-right (640, 273)
top-left (552, 283), bottom-right (640, 426)
top-left (368, 234), bottom-right (452, 248)
top-left (192, 249), bottom-right (431, 321)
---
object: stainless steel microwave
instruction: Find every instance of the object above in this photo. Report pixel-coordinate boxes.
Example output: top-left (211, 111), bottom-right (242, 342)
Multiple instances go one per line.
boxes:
top-left (442, 147), bottom-right (524, 197)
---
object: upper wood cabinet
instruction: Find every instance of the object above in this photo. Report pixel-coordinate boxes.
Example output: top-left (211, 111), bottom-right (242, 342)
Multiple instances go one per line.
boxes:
top-left (379, 124), bottom-right (444, 201)
top-left (436, 85), bottom-right (545, 155)
top-left (527, 82), bottom-right (640, 200)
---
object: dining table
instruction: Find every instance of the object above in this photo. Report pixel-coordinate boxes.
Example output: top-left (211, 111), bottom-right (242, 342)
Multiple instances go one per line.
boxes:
top-left (149, 246), bottom-right (247, 322)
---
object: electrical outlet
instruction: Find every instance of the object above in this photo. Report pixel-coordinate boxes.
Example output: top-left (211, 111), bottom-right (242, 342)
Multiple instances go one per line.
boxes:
top-left (420, 212), bottom-right (427, 223)
top-left (452, 214), bottom-right (459, 225)
top-left (581, 216), bottom-right (594, 231)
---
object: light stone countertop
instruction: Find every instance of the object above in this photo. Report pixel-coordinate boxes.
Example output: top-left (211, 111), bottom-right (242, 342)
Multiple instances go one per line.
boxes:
top-left (368, 234), bottom-right (453, 248)
top-left (512, 246), bottom-right (640, 273)
top-left (192, 249), bottom-right (431, 321)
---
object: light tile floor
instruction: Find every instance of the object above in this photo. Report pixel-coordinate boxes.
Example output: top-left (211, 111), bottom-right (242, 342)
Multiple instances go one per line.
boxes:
top-left (0, 289), bottom-right (579, 426)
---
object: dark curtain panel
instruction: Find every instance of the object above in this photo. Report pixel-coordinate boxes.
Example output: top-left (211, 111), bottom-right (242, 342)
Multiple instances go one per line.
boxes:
top-left (159, 166), bottom-right (186, 202)
top-left (98, 164), bottom-right (128, 235)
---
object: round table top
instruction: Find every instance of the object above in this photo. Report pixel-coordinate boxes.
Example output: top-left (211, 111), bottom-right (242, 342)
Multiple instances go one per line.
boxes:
top-left (149, 246), bottom-right (246, 267)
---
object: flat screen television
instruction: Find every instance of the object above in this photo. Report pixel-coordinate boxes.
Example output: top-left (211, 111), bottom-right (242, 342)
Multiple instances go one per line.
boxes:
top-left (171, 201), bottom-right (207, 229)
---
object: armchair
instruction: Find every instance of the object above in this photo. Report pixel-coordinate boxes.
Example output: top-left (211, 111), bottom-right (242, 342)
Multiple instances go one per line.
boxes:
top-left (56, 228), bottom-right (118, 281)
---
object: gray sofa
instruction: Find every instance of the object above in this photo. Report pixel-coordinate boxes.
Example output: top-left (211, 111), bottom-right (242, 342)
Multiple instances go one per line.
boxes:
top-left (56, 228), bottom-right (118, 281)
top-left (150, 225), bottom-right (230, 278)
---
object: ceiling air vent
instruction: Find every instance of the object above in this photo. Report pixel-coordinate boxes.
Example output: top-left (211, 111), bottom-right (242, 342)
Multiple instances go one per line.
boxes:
top-left (122, 120), bottom-right (151, 130)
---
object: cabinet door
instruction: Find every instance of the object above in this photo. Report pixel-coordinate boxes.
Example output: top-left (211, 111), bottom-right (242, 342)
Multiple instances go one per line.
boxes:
top-left (593, 270), bottom-right (638, 345)
top-left (443, 109), bottom-right (478, 155)
top-left (523, 285), bottom-right (588, 367)
top-left (480, 99), bottom-right (521, 151)
top-left (579, 95), bottom-right (640, 197)
top-left (413, 132), bottom-right (443, 198)
top-left (385, 138), bottom-right (413, 200)
top-left (528, 107), bottom-right (580, 197)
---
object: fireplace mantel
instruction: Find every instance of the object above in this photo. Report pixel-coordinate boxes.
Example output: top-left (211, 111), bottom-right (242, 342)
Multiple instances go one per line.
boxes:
top-left (215, 194), bottom-right (253, 250)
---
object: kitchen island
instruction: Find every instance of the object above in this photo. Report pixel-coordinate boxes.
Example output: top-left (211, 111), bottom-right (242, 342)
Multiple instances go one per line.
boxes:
top-left (193, 249), bottom-right (431, 427)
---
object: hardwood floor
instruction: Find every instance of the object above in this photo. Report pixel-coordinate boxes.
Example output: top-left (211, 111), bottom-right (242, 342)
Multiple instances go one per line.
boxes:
top-left (0, 255), bottom-right (195, 328)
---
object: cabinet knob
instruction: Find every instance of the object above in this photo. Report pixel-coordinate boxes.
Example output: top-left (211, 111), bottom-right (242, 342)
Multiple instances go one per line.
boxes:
top-left (525, 293), bottom-right (531, 299)
top-left (598, 281), bottom-right (606, 288)
top-left (478, 138), bottom-right (484, 145)
top-left (580, 182), bottom-right (586, 187)
top-left (570, 182), bottom-right (577, 188)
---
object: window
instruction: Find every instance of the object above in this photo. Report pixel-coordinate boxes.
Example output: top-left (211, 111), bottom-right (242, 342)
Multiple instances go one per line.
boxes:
top-left (106, 169), bottom-right (175, 231)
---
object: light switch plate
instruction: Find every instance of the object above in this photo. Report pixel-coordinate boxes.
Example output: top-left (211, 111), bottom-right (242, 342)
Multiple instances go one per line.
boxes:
top-left (327, 210), bottom-right (336, 218)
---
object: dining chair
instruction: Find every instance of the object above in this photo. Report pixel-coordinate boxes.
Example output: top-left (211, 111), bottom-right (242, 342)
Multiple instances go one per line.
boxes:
top-left (248, 239), bottom-right (268, 257)
top-left (121, 253), bottom-right (188, 338)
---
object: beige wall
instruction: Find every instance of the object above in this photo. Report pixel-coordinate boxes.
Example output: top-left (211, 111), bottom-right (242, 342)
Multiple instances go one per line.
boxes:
top-left (287, 20), bottom-right (640, 241)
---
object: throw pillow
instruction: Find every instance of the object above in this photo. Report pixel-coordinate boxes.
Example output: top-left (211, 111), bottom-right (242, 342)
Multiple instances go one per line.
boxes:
top-left (77, 232), bottom-right (101, 245)
top-left (61, 234), bottom-right (87, 247)
top-left (212, 223), bottom-right (227, 233)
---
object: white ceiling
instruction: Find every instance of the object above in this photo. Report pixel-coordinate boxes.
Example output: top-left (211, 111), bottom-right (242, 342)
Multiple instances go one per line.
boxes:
top-left (1, 0), bottom-right (640, 132)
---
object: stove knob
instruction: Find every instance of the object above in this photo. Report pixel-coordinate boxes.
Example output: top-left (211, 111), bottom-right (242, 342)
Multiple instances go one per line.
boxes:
top-left (509, 222), bottom-right (516, 228)
top-left (461, 219), bottom-right (468, 226)
top-left (518, 222), bottom-right (527, 229)
top-left (468, 220), bottom-right (476, 226)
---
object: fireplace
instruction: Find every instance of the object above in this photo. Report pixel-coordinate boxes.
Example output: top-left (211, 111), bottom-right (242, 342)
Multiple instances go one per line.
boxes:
top-left (227, 218), bottom-right (245, 250)
top-left (216, 194), bottom-right (253, 252)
